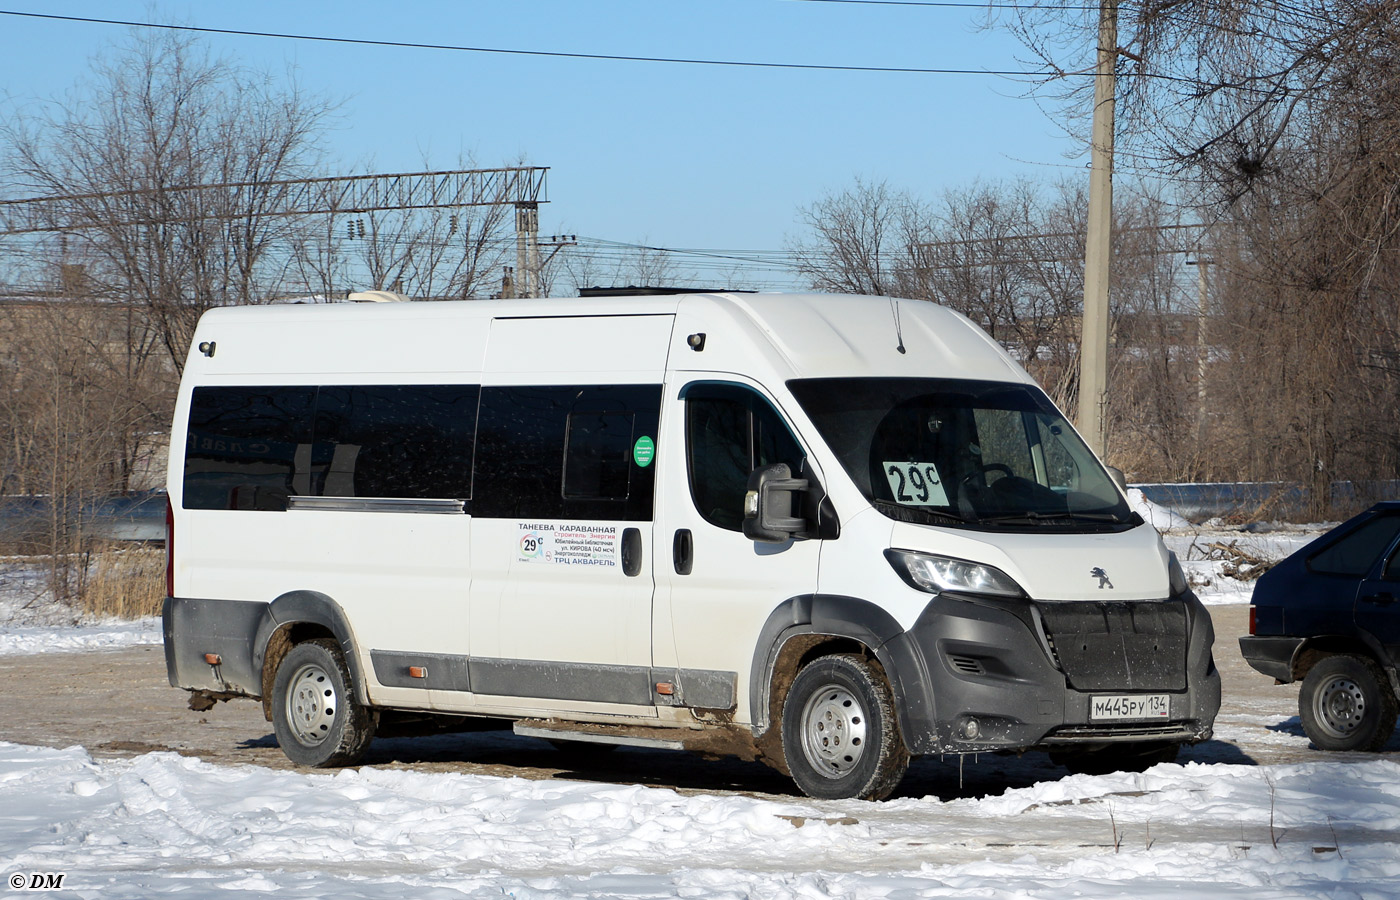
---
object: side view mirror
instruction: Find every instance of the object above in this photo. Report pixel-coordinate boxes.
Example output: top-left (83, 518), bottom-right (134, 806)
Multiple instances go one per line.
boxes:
top-left (742, 463), bottom-right (809, 543)
top-left (1105, 465), bottom-right (1129, 494)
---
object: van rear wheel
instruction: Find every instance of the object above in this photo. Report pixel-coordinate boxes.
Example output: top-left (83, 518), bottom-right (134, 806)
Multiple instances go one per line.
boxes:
top-left (781, 654), bottom-right (909, 801)
top-left (271, 639), bottom-right (377, 767)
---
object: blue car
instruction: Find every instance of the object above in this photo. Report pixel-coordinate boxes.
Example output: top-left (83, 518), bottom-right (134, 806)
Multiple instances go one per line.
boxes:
top-left (1240, 502), bottom-right (1400, 752)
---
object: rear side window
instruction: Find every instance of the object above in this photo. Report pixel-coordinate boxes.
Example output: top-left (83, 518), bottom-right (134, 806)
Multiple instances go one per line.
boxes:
top-left (1308, 514), bottom-right (1400, 577)
top-left (182, 384), bottom-right (478, 509)
top-left (473, 384), bottom-right (661, 520)
top-left (184, 387), bottom-right (316, 511)
top-left (312, 385), bottom-right (478, 499)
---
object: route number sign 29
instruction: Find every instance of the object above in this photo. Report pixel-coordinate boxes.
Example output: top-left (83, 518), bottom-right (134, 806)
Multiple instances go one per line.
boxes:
top-left (882, 461), bottom-right (949, 506)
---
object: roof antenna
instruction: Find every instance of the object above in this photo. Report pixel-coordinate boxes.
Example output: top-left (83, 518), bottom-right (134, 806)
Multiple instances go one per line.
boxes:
top-left (890, 298), bottom-right (907, 354)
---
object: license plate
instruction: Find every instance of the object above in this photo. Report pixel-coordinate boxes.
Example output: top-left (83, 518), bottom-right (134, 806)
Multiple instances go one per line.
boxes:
top-left (1090, 694), bottom-right (1170, 720)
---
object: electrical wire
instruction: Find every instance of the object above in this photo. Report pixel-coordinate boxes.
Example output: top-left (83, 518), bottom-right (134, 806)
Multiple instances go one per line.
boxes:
top-left (0, 9), bottom-right (1054, 77)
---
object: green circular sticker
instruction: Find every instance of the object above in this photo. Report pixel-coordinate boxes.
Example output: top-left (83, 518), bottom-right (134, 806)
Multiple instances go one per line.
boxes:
top-left (633, 435), bottom-right (655, 467)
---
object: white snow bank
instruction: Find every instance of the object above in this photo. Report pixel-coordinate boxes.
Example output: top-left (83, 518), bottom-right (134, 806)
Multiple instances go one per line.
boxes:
top-left (0, 617), bottom-right (160, 656)
top-left (0, 557), bottom-right (161, 655)
top-left (1128, 487), bottom-right (1194, 531)
top-left (3, 741), bottom-right (1399, 898)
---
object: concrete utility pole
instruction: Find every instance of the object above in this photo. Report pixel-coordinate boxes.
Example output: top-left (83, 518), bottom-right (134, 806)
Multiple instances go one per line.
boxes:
top-left (1186, 252), bottom-right (1212, 440)
top-left (515, 203), bottom-right (541, 298)
top-left (1078, 0), bottom-right (1118, 459)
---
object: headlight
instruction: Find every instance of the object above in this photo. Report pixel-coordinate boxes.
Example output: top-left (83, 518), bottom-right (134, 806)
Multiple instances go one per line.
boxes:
top-left (1168, 551), bottom-right (1188, 596)
top-left (885, 549), bottom-right (1026, 598)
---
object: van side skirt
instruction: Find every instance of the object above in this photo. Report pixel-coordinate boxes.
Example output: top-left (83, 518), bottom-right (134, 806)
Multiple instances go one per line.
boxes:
top-left (372, 650), bottom-right (736, 709)
top-left (165, 595), bottom-right (736, 711)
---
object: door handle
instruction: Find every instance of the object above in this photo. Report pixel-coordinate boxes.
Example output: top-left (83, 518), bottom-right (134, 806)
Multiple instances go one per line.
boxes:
top-left (673, 528), bottom-right (693, 576)
top-left (621, 527), bottom-right (642, 577)
top-left (1362, 592), bottom-right (1397, 606)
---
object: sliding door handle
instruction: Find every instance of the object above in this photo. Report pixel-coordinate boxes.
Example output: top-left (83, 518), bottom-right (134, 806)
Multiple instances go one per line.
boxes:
top-left (673, 528), bottom-right (693, 575)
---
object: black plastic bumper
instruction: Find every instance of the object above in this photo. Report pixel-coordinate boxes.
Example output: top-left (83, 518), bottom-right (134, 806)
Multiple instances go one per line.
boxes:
top-left (885, 591), bottom-right (1221, 755)
top-left (163, 595), bottom-right (267, 697)
top-left (1238, 635), bottom-right (1305, 683)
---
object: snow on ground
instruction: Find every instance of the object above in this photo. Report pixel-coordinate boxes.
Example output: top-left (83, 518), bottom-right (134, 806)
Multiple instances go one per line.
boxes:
top-left (1125, 490), bottom-right (1329, 605)
top-left (2, 741), bottom-right (1398, 899)
top-left (0, 557), bottom-right (160, 655)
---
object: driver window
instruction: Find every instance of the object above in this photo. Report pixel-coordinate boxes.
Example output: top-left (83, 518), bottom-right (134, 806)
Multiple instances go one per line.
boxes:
top-left (1385, 549), bottom-right (1400, 581)
top-left (972, 409), bottom-right (1035, 481)
top-left (685, 384), bottom-right (804, 531)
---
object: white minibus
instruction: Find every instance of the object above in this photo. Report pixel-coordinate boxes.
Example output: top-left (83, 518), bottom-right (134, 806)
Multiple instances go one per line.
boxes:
top-left (164, 292), bottom-right (1219, 800)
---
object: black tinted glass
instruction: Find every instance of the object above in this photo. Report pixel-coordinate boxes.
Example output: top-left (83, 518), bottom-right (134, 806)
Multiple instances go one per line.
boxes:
top-left (312, 385), bottom-right (478, 499)
top-left (685, 383), bottom-right (805, 531)
top-left (1309, 514), bottom-right (1400, 577)
top-left (564, 411), bottom-right (635, 500)
top-left (184, 386), bottom-right (315, 510)
top-left (474, 384), bottom-right (661, 520)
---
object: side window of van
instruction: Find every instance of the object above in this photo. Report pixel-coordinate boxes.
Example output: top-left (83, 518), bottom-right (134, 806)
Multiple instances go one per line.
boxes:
top-left (184, 384), bottom-right (480, 509)
top-left (312, 385), bottom-right (479, 499)
top-left (685, 384), bottom-right (805, 531)
top-left (1308, 514), bottom-right (1400, 577)
top-left (474, 384), bottom-right (661, 521)
top-left (184, 386), bottom-right (316, 511)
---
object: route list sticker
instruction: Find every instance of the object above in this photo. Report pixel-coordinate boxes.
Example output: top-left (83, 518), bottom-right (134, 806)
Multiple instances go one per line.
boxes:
top-left (517, 522), bottom-right (621, 568)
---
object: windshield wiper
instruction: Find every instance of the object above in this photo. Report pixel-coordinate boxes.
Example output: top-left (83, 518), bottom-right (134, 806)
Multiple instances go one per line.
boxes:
top-left (978, 510), bottom-right (1131, 526)
top-left (873, 500), bottom-right (969, 525)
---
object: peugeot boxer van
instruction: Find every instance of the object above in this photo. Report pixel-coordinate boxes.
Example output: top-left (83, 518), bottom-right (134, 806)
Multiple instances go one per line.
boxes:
top-left (164, 292), bottom-right (1219, 800)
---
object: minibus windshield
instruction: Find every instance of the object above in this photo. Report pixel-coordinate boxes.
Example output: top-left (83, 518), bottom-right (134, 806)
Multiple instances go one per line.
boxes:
top-left (788, 378), bottom-right (1137, 531)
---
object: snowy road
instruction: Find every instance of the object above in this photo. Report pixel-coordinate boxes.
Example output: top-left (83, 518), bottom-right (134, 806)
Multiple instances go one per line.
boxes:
top-left (4, 740), bottom-right (1399, 899)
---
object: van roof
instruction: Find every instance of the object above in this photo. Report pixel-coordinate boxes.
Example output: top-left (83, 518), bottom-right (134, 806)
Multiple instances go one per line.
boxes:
top-left (191, 292), bottom-right (1032, 385)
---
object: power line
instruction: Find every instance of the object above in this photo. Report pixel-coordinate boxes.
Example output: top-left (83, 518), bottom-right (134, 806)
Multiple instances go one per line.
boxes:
top-left (0, 9), bottom-right (1053, 77)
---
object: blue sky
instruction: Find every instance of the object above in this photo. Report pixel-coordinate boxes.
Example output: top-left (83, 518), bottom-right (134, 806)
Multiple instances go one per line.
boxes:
top-left (0, 1), bottom-right (1091, 286)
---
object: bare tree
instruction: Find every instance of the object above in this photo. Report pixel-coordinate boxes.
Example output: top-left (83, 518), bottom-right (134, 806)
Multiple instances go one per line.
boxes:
top-left (1, 27), bottom-right (335, 371)
top-left (788, 178), bottom-right (932, 297)
top-left (998, 1), bottom-right (1400, 511)
top-left (0, 296), bottom-right (167, 601)
top-left (286, 156), bottom-right (520, 301)
top-left (558, 239), bottom-right (694, 295)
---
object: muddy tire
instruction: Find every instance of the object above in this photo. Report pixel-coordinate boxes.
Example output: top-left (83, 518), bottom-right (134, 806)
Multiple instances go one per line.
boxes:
top-left (1298, 654), bottom-right (1398, 752)
top-left (781, 654), bottom-right (909, 801)
top-left (1052, 741), bottom-right (1180, 776)
top-left (271, 639), bottom-right (377, 767)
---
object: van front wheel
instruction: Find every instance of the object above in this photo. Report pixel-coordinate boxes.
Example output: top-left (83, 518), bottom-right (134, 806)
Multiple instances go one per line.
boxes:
top-left (271, 639), bottom-right (377, 767)
top-left (782, 654), bottom-right (909, 801)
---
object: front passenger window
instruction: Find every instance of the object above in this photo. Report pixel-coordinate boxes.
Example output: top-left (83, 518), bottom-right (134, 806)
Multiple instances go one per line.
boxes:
top-left (685, 385), bottom-right (805, 531)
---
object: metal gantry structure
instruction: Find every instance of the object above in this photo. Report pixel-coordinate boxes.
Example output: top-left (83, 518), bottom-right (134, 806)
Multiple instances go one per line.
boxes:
top-left (0, 166), bottom-right (550, 296)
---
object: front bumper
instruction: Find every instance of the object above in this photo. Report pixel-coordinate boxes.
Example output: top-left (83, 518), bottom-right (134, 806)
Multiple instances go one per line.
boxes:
top-left (884, 590), bottom-right (1221, 755)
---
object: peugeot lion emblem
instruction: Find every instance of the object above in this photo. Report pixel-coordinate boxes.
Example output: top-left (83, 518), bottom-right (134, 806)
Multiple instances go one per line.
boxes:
top-left (1090, 567), bottom-right (1114, 589)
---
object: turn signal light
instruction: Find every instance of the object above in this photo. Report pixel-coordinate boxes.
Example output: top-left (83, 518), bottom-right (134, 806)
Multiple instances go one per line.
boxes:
top-left (203, 653), bottom-right (222, 666)
top-left (655, 682), bottom-right (675, 695)
top-left (408, 666), bottom-right (427, 679)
